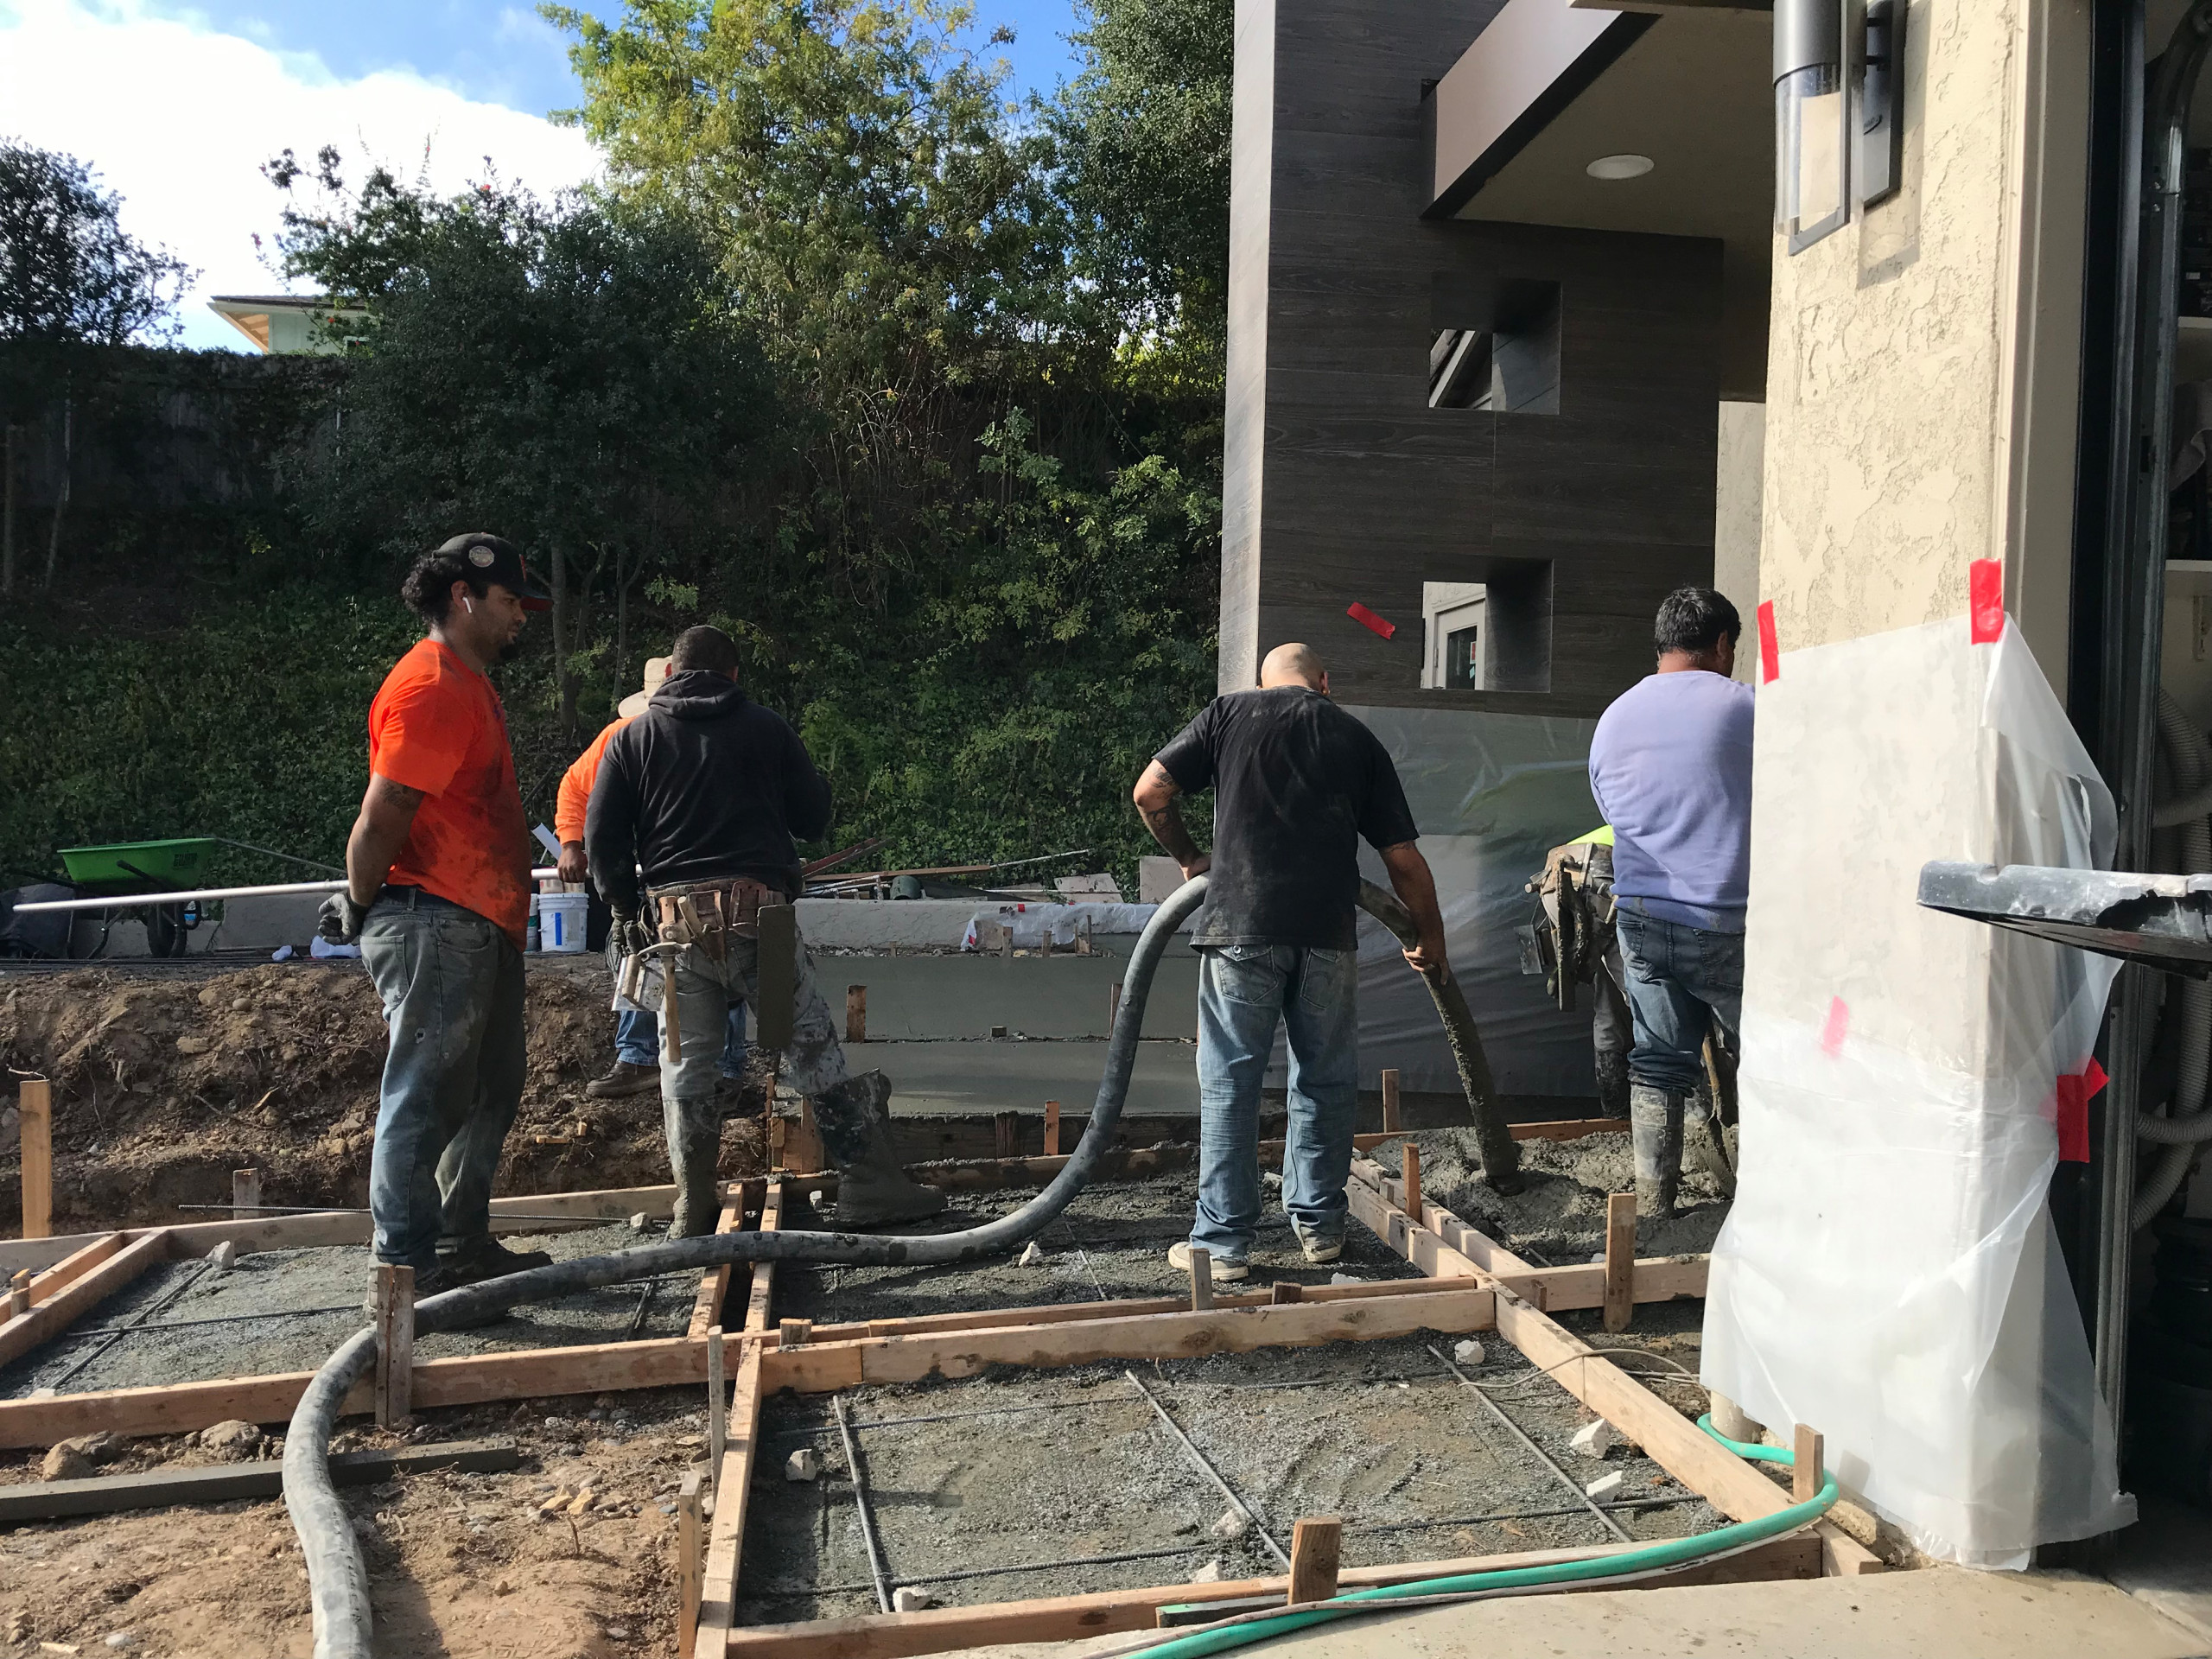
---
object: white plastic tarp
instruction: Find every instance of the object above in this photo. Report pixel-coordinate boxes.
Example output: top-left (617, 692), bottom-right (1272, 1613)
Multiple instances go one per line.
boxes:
top-left (1701, 615), bottom-right (2133, 1567)
top-left (1259, 706), bottom-right (1602, 1100)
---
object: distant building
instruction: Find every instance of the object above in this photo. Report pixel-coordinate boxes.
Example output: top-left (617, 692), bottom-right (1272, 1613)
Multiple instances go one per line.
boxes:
top-left (205, 295), bottom-right (362, 355)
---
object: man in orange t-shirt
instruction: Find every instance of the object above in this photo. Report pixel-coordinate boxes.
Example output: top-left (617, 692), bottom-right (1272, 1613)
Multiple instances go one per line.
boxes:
top-left (319, 532), bottom-right (552, 1297)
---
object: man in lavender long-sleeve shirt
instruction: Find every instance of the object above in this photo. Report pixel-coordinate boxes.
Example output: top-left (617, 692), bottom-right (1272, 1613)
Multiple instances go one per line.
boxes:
top-left (1588, 588), bottom-right (1753, 1220)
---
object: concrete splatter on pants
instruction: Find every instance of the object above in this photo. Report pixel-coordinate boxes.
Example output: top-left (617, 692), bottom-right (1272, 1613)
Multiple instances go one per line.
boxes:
top-left (646, 920), bottom-right (850, 1232)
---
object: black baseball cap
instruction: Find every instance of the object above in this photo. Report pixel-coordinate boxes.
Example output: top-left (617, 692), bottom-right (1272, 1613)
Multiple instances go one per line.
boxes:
top-left (435, 532), bottom-right (551, 612)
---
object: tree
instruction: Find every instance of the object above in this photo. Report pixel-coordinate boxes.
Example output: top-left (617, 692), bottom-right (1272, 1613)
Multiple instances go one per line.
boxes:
top-left (1052, 0), bottom-right (1234, 378)
top-left (0, 140), bottom-right (193, 594)
top-left (269, 156), bottom-right (772, 738)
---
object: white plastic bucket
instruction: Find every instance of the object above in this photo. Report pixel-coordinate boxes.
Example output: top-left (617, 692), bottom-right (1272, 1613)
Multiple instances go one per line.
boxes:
top-left (540, 892), bottom-right (589, 953)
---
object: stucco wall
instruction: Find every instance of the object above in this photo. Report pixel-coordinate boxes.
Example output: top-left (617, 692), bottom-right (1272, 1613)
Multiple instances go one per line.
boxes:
top-left (1758, 0), bottom-right (2086, 671)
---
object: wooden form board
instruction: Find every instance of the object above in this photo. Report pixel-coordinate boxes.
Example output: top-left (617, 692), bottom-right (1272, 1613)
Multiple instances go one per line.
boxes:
top-left (695, 1182), bottom-right (780, 1659)
top-left (0, 1116), bottom-right (1636, 1277)
top-left (0, 1240), bottom-right (1702, 1448)
top-left (721, 1533), bottom-right (1822, 1659)
top-left (0, 1229), bottom-right (170, 1371)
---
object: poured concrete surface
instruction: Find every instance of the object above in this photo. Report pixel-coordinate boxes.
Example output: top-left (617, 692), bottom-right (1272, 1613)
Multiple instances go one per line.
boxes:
top-left (2109, 1493), bottom-right (2212, 1648)
top-left (979, 1567), bottom-right (2209, 1659)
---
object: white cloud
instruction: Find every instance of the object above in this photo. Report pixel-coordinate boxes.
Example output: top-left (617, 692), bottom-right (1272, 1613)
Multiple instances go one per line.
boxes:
top-left (0, 0), bottom-right (602, 350)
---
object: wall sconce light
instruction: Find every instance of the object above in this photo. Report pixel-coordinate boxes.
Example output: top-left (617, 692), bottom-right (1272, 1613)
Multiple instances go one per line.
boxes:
top-left (1774, 0), bottom-right (1847, 253)
top-left (1775, 0), bottom-right (1907, 254)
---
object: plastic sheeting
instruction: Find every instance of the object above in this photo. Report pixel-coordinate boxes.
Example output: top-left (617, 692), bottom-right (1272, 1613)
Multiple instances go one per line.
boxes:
top-left (1701, 615), bottom-right (2133, 1567)
top-left (1259, 706), bottom-right (1601, 1100)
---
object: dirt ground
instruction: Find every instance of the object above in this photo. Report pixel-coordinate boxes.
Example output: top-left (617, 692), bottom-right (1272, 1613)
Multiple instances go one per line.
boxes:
top-left (0, 1389), bottom-right (711, 1658)
top-left (0, 958), bottom-right (772, 1235)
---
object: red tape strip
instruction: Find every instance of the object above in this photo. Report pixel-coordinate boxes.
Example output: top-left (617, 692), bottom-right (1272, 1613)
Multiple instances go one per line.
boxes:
top-left (1346, 601), bottom-right (1396, 640)
top-left (1819, 995), bottom-right (1849, 1058)
top-left (2055, 1058), bottom-right (2108, 1164)
top-left (1757, 601), bottom-right (1779, 684)
top-left (1969, 559), bottom-right (2004, 644)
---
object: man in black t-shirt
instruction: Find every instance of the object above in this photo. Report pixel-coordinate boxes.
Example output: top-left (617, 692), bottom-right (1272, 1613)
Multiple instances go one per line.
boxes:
top-left (1134, 643), bottom-right (1449, 1277)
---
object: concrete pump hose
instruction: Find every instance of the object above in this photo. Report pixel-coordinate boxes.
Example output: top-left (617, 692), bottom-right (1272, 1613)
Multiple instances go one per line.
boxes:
top-left (286, 874), bottom-right (1522, 1656)
top-left (1357, 879), bottom-right (1523, 1194)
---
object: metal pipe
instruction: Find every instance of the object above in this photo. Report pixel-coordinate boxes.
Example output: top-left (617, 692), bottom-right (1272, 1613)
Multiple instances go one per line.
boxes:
top-left (834, 1395), bottom-right (895, 1614)
top-left (14, 869), bottom-right (562, 915)
top-left (1124, 1368), bottom-right (1292, 1568)
top-left (1426, 1344), bottom-right (1633, 1543)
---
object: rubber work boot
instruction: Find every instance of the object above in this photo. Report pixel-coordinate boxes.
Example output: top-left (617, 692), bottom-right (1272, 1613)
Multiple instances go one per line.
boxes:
top-left (587, 1059), bottom-right (661, 1100)
top-left (1682, 1094), bottom-right (1737, 1198)
top-left (812, 1071), bottom-right (948, 1228)
top-left (664, 1092), bottom-right (725, 1239)
top-left (1629, 1082), bottom-right (1683, 1222)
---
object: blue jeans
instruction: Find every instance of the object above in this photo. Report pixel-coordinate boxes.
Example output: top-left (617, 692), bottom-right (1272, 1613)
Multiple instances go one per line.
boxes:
top-left (1615, 906), bottom-right (1743, 1095)
top-left (1192, 943), bottom-right (1361, 1263)
top-left (617, 1006), bottom-right (748, 1077)
top-left (359, 888), bottom-right (525, 1268)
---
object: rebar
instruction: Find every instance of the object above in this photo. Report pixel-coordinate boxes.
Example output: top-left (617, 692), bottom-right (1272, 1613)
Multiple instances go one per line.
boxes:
top-left (834, 1395), bottom-right (895, 1613)
top-left (1425, 1343), bottom-right (1631, 1543)
top-left (43, 1263), bottom-right (215, 1389)
top-left (1124, 1369), bottom-right (1290, 1568)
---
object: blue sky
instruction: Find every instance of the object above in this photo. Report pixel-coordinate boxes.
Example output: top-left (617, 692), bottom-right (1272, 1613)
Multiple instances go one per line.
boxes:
top-left (133, 0), bottom-right (1090, 118)
top-left (0, 0), bottom-right (1088, 350)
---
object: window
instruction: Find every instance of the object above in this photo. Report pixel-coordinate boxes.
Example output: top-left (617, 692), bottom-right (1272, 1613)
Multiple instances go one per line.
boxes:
top-left (1420, 569), bottom-right (1551, 693)
top-left (1427, 277), bottom-right (1560, 416)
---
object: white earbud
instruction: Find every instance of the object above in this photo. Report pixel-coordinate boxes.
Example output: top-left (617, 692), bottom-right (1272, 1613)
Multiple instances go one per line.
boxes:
top-left (463, 596), bottom-right (474, 613)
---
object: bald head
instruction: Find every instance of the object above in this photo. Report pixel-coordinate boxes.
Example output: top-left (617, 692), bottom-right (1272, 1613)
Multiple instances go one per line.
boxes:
top-left (1259, 643), bottom-right (1327, 691)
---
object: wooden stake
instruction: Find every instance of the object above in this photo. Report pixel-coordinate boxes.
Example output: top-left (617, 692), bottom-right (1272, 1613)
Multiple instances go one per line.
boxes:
top-left (677, 1469), bottom-right (705, 1656)
top-left (1043, 1101), bottom-right (1061, 1158)
top-left (779, 1319), bottom-right (812, 1349)
top-left (1379, 1070), bottom-right (1400, 1135)
top-left (1401, 1144), bottom-right (1421, 1224)
top-left (1108, 983), bottom-right (1122, 1032)
top-left (791, 1100), bottom-right (825, 1174)
top-left (1287, 1516), bottom-right (1343, 1605)
top-left (231, 1168), bottom-right (261, 1220)
top-left (18, 1078), bottom-right (51, 1241)
top-left (846, 986), bottom-right (867, 1045)
top-left (1270, 1282), bottom-right (1302, 1305)
top-left (1792, 1424), bottom-right (1824, 1504)
top-left (1186, 1247), bottom-right (1213, 1312)
top-left (373, 1264), bottom-right (413, 1428)
top-left (6, 1271), bottom-right (28, 1319)
top-left (708, 1325), bottom-right (728, 1482)
top-left (1603, 1192), bottom-right (1637, 1334)
top-left (995, 1112), bottom-right (1019, 1160)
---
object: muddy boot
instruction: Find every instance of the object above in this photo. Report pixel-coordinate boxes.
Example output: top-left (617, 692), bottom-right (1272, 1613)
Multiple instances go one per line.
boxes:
top-left (813, 1071), bottom-right (947, 1228)
top-left (664, 1092), bottom-right (724, 1239)
top-left (1594, 1049), bottom-right (1631, 1121)
top-left (1683, 1096), bottom-right (1737, 1198)
top-left (1630, 1082), bottom-right (1682, 1223)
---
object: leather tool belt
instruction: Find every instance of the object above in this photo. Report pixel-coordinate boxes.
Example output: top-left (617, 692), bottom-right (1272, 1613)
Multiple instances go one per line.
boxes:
top-left (647, 876), bottom-right (781, 963)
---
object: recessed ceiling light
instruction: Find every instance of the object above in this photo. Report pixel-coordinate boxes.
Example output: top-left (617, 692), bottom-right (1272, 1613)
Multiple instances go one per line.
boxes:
top-left (1587, 154), bottom-right (1655, 181)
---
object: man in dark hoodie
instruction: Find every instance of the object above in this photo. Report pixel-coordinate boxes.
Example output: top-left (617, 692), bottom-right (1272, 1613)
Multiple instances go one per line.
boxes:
top-left (584, 625), bottom-right (944, 1234)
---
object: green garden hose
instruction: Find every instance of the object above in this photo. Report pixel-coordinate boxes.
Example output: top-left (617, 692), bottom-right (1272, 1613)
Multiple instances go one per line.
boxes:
top-left (1108, 1417), bottom-right (1840, 1659)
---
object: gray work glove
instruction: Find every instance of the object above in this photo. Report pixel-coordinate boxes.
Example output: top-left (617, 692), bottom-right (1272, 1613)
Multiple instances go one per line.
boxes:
top-left (318, 891), bottom-right (369, 945)
top-left (607, 909), bottom-right (654, 975)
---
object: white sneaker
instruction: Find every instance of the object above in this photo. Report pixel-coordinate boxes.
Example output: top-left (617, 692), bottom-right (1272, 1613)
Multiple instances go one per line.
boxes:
top-left (1295, 1232), bottom-right (1344, 1265)
top-left (1168, 1240), bottom-right (1250, 1282)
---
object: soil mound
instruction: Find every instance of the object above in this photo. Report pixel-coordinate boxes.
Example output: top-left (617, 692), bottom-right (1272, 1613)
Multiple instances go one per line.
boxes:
top-left (0, 962), bottom-right (760, 1233)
